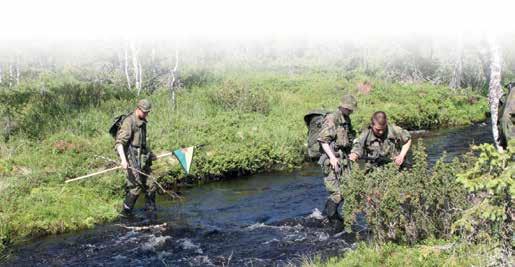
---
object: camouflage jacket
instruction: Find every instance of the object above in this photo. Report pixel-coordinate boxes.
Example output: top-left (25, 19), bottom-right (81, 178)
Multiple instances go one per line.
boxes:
top-left (115, 113), bottom-right (151, 164)
top-left (351, 124), bottom-right (411, 165)
top-left (498, 89), bottom-right (515, 148)
top-left (317, 109), bottom-right (355, 153)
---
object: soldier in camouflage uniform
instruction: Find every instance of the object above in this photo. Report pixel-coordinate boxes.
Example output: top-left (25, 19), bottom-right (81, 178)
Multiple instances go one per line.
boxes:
top-left (116, 99), bottom-right (157, 217)
top-left (317, 95), bottom-right (357, 224)
top-left (498, 82), bottom-right (515, 150)
top-left (349, 111), bottom-right (412, 172)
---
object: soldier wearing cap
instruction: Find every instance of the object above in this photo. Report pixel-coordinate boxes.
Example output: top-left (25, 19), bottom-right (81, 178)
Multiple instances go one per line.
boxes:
top-left (115, 99), bottom-right (157, 217)
top-left (317, 94), bottom-right (357, 225)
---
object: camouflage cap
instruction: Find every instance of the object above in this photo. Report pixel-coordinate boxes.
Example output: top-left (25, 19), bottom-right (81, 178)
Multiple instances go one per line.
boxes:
top-left (340, 95), bottom-right (357, 111)
top-left (137, 99), bottom-right (152, 112)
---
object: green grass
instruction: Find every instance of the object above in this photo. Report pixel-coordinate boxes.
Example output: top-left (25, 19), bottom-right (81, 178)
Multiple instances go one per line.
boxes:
top-left (0, 70), bottom-right (488, 254)
top-left (307, 240), bottom-right (498, 267)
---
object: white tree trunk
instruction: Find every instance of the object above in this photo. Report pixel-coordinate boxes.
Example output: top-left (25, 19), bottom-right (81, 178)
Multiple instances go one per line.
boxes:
top-left (131, 41), bottom-right (141, 94)
top-left (449, 34), bottom-right (463, 89)
top-left (8, 64), bottom-right (13, 88)
top-left (487, 35), bottom-right (503, 151)
top-left (170, 45), bottom-right (179, 109)
top-left (15, 63), bottom-right (20, 86)
top-left (138, 62), bottom-right (143, 95)
top-left (124, 42), bottom-right (132, 90)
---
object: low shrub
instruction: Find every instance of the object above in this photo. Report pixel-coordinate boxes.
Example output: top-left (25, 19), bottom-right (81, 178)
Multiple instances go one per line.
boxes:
top-left (342, 140), bottom-right (470, 244)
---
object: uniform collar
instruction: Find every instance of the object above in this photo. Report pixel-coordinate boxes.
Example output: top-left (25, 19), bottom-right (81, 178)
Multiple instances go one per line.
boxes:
top-left (368, 124), bottom-right (393, 141)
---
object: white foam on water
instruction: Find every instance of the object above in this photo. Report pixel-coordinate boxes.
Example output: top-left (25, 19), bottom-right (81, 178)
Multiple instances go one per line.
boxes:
top-left (246, 222), bottom-right (267, 230)
top-left (141, 235), bottom-right (171, 252)
top-left (308, 208), bottom-right (325, 220)
top-left (318, 232), bottom-right (330, 241)
top-left (246, 222), bottom-right (304, 231)
top-left (190, 255), bottom-right (214, 266)
top-left (262, 238), bottom-right (280, 245)
top-left (112, 254), bottom-right (127, 261)
top-left (176, 238), bottom-right (203, 254)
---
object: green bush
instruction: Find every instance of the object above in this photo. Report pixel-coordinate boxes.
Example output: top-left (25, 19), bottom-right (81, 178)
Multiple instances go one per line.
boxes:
top-left (453, 141), bottom-right (513, 263)
top-left (209, 80), bottom-right (271, 114)
top-left (342, 140), bottom-right (470, 244)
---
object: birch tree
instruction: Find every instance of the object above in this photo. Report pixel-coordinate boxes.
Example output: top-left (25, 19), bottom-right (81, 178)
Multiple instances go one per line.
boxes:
top-left (487, 35), bottom-right (503, 151)
top-left (449, 34), bottom-right (463, 89)
top-left (124, 42), bottom-right (132, 90)
top-left (169, 44), bottom-right (179, 109)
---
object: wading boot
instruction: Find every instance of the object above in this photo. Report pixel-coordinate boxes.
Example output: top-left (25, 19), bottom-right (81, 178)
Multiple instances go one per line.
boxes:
top-left (144, 192), bottom-right (157, 212)
top-left (119, 193), bottom-right (138, 218)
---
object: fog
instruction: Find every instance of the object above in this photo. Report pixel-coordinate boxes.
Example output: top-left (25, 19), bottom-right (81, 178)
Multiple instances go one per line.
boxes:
top-left (2, 0), bottom-right (514, 42)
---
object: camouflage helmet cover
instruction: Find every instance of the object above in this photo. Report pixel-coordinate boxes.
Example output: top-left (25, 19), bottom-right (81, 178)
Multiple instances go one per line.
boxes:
top-left (340, 95), bottom-right (357, 111)
top-left (137, 99), bottom-right (152, 112)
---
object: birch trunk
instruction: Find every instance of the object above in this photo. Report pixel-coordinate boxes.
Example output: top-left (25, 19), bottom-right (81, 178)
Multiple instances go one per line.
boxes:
top-left (8, 64), bottom-right (13, 88)
top-left (487, 35), bottom-right (503, 151)
top-left (170, 45), bottom-right (179, 110)
top-left (124, 43), bottom-right (132, 90)
top-left (15, 64), bottom-right (20, 86)
top-left (449, 34), bottom-right (463, 89)
top-left (131, 42), bottom-right (140, 94)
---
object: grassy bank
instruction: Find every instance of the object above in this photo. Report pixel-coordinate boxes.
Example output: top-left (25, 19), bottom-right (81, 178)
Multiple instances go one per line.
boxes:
top-left (306, 240), bottom-right (498, 267)
top-left (0, 70), bottom-right (488, 254)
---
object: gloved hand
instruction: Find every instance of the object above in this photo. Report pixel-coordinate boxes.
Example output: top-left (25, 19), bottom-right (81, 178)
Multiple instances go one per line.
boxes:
top-left (149, 151), bottom-right (158, 161)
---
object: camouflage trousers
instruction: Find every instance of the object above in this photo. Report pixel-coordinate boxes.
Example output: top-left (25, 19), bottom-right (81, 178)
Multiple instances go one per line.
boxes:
top-left (123, 154), bottom-right (157, 213)
top-left (320, 156), bottom-right (350, 221)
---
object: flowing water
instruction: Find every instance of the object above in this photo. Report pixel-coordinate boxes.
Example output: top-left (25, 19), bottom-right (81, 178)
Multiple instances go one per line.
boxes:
top-left (4, 124), bottom-right (492, 266)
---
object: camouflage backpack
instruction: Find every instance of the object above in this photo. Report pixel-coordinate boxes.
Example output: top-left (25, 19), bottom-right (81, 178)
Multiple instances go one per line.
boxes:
top-left (304, 110), bottom-right (330, 160)
top-left (108, 112), bottom-right (135, 139)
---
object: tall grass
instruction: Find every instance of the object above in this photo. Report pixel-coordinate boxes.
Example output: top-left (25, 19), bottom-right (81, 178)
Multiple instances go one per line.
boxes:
top-left (0, 70), bottom-right (488, 254)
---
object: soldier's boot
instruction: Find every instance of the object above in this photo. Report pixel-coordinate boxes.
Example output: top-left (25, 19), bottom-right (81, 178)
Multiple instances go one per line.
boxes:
top-left (323, 198), bottom-right (338, 221)
top-left (144, 191), bottom-right (157, 212)
top-left (120, 193), bottom-right (138, 218)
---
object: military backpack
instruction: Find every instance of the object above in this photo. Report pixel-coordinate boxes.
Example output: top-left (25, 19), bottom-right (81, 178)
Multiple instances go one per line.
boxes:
top-left (304, 110), bottom-right (330, 160)
top-left (108, 112), bottom-right (135, 139)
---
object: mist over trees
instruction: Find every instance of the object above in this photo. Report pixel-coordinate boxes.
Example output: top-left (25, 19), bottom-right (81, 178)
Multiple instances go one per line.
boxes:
top-left (1, 34), bottom-right (515, 95)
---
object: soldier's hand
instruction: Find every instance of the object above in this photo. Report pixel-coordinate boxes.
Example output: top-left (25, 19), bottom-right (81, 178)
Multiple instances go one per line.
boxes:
top-left (349, 153), bottom-right (359, 161)
top-left (120, 160), bottom-right (128, 170)
top-left (330, 157), bottom-right (340, 173)
top-left (394, 155), bottom-right (405, 166)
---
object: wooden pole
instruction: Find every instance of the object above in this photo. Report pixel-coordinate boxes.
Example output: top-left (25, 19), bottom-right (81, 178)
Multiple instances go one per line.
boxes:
top-left (65, 152), bottom-right (174, 183)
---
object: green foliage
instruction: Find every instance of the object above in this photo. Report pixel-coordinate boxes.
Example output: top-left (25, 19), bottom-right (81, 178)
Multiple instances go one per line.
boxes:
top-left (342, 140), bottom-right (470, 244)
top-left (311, 240), bottom-right (496, 267)
top-left (0, 70), bottom-right (487, 255)
top-left (208, 80), bottom-right (271, 114)
top-left (453, 141), bottom-right (514, 245)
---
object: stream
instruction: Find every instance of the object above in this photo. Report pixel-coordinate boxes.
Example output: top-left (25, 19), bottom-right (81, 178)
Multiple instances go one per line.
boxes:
top-left (4, 124), bottom-right (493, 266)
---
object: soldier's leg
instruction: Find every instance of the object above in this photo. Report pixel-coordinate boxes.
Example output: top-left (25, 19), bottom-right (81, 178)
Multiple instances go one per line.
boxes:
top-left (142, 164), bottom-right (157, 212)
top-left (323, 170), bottom-right (343, 220)
top-left (122, 169), bottom-right (143, 216)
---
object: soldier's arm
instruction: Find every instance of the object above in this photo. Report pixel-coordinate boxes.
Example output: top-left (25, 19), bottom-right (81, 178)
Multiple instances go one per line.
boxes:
top-left (394, 126), bottom-right (412, 165)
top-left (349, 131), bottom-right (367, 161)
top-left (317, 114), bottom-right (339, 171)
top-left (115, 119), bottom-right (132, 169)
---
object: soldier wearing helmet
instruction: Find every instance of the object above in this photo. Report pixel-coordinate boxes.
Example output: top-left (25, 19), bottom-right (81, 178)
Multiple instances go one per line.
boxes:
top-left (317, 94), bottom-right (357, 226)
top-left (115, 99), bottom-right (158, 217)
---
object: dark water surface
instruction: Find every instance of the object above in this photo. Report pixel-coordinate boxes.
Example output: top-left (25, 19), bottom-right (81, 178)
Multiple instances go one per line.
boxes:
top-left (4, 124), bottom-right (492, 266)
